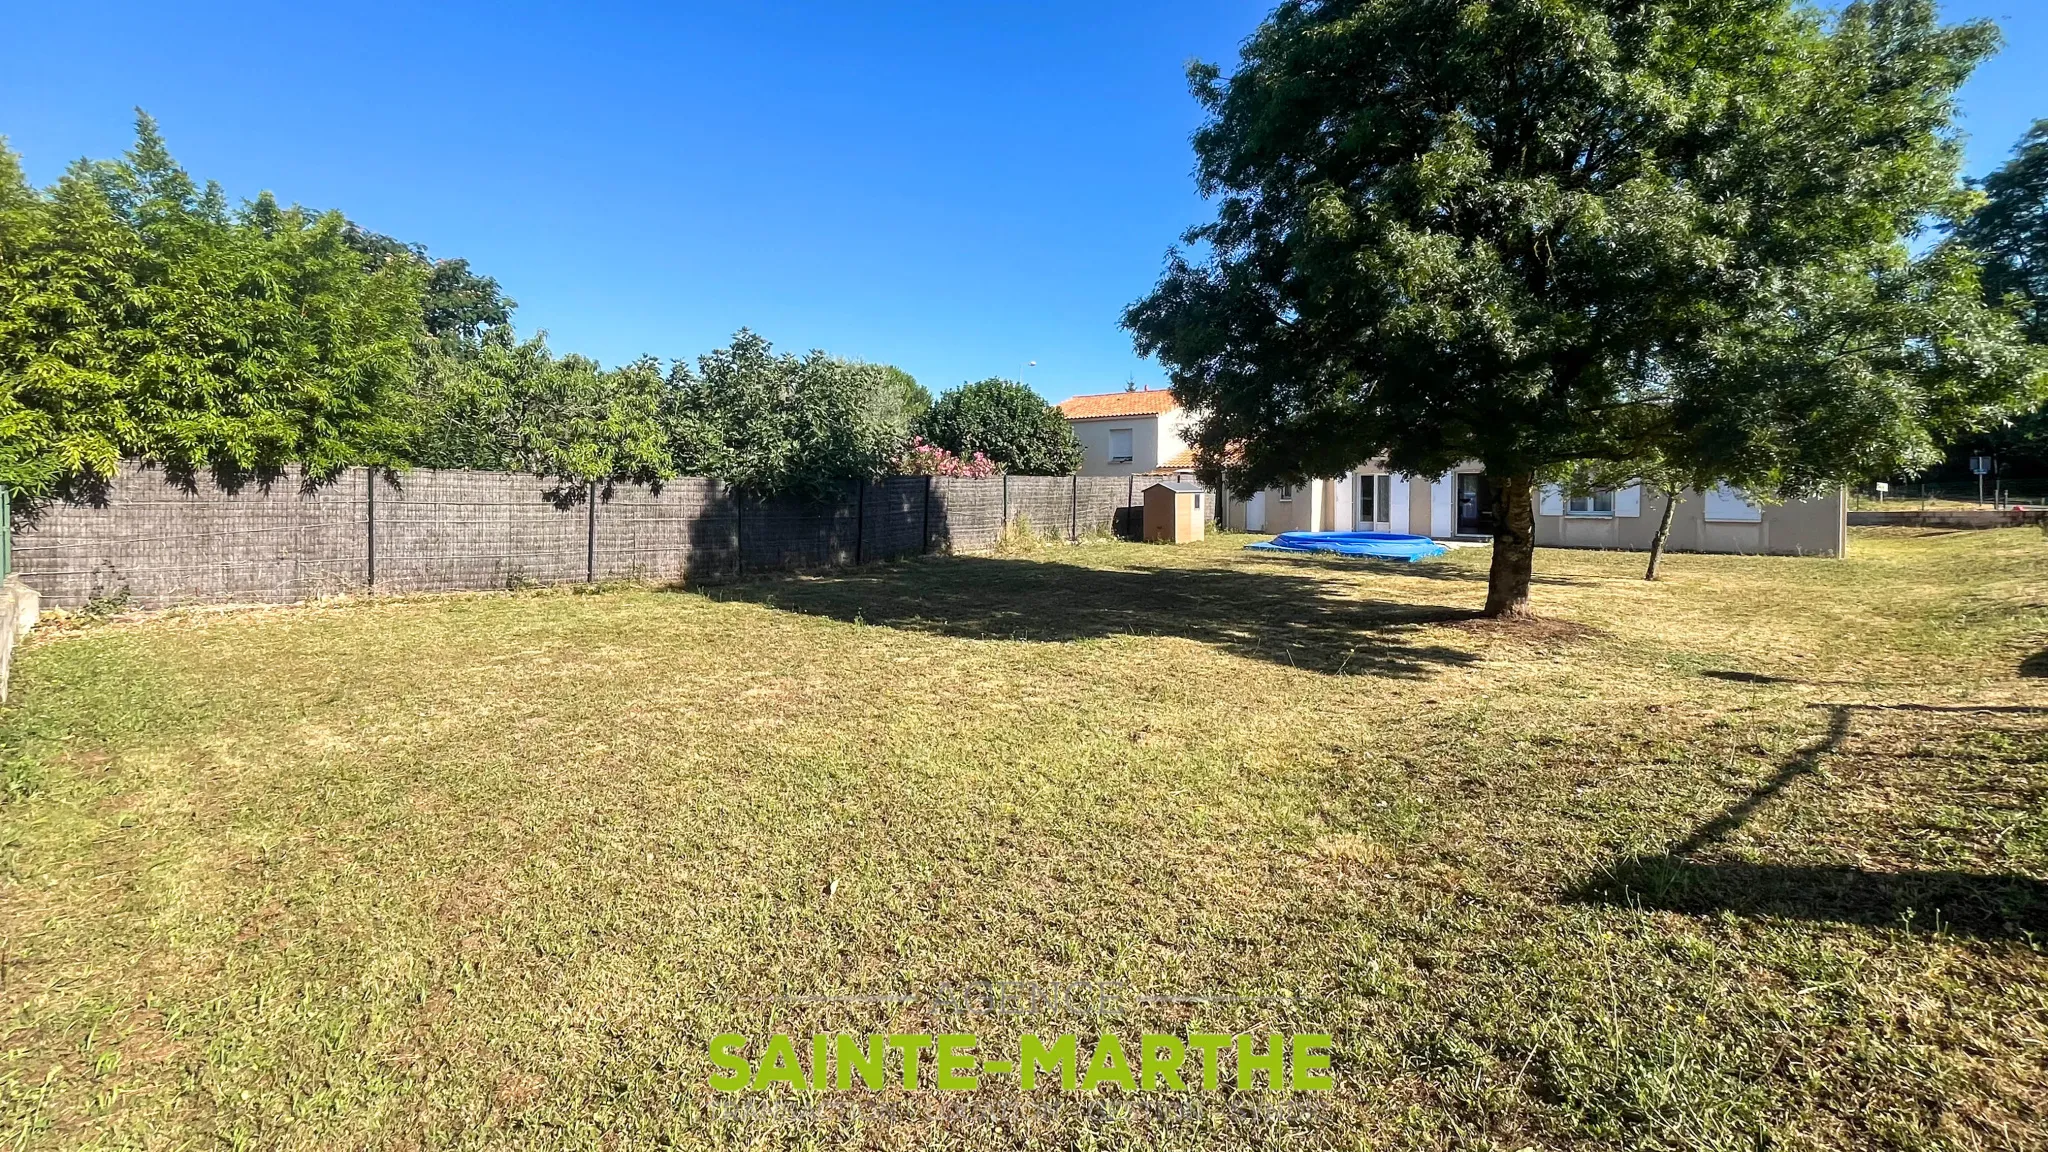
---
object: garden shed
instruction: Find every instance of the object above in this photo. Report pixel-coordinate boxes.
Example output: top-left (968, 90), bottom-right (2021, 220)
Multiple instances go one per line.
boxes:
top-left (1143, 481), bottom-right (1207, 544)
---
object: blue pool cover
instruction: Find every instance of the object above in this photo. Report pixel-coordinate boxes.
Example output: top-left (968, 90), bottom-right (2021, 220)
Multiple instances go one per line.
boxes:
top-left (1246, 531), bottom-right (1450, 563)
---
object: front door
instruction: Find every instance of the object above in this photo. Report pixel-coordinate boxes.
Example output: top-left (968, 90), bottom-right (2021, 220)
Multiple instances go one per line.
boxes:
top-left (1359, 473), bottom-right (1393, 530)
top-left (1456, 473), bottom-right (1495, 536)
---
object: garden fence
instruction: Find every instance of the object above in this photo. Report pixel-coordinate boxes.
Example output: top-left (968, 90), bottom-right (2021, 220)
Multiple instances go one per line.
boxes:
top-left (8, 465), bottom-right (1191, 610)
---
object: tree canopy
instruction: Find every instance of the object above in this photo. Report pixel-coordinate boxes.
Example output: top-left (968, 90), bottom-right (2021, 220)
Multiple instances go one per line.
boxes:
top-left (0, 116), bottom-right (424, 502)
top-left (1126, 0), bottom-right (2046, 616)
top-left (1951, 120), bottom-right (2048, 474)
top-left (918, 378), bottom-right (1084, 476)
top-left (665, 330), bottom-right (922, 500)
top-left (0, 114), bottom-right (974, 508)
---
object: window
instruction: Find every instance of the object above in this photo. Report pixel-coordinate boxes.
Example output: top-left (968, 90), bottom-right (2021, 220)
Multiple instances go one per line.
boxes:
top-left (1193, 492), bottom-right (1203, 509)
top-left (1107, 428), bottom-right (1133, 464)
top-left (1566, 490), bottom-right (1615, 517)
top-left (1277, 488), bottom-right (1294, 503)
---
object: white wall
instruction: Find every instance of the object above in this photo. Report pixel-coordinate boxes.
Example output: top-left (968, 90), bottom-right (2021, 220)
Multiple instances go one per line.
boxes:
top-left (1070, 415), bottom-right (1164, 476)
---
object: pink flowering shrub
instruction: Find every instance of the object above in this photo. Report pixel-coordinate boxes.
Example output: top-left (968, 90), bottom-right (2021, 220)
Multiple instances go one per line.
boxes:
top-left (893, 436), bottom-right (1001, 478)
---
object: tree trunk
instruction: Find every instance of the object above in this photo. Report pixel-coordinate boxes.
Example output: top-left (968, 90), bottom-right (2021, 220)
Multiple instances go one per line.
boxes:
top-left (1645, 490), bottom-right (1680, 580)
top-left (1484, 474), bottom-right (1537, 619)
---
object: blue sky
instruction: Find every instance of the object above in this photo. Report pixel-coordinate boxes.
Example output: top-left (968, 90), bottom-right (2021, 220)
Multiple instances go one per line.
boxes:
top-left (3, 2), bottom-right (2041, 403)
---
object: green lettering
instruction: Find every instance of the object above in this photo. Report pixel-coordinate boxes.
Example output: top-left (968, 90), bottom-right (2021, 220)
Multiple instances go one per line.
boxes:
top-left (1291, 1034), bottom-right (1334, 1091)
top-left (1081, 1033), bottom-right (1137, 1091)
top-left (749, 1033), bottom-right (804, 1090)
top-left (1140, 1033), bottom-right (1188, 1091)
top-left (708, 1033), bottom-right (750, 1092)
top-left (1020, 1033), bottom-right (1078, 1091)
top-left (887, 1033), bottom-right (934, 1090)
top-left (1236, 1033), bottom-right (1285, 1091)
top-left (1188, 1033), bottom-right (1231, 1091)
top-left (934, 1034), bottom-right (979, 1090)
top-left (834, 1034), bottom-right (888, 1091)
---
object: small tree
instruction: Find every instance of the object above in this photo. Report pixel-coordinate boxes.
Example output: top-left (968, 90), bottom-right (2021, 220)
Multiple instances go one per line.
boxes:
top-left (664, 330), bottom-right (914, 499)
top-left (1126, 0), bottom-right (2046, 617)
top-left (408, 335), bottom-right (674, 487)
top-left (919, 378), bottom-right (1083, 476)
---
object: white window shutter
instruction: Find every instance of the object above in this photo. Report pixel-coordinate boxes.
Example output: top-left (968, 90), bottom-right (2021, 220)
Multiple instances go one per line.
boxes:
top-left (1538, 485), bottom-right (1564, 517)
top-left (1615, 484), bottom-right (1642, 517)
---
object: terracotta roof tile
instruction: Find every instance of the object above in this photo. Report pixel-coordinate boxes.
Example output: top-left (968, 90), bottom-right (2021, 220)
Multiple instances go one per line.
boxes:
top-left (1057, 390), bottom-right (1179, 420)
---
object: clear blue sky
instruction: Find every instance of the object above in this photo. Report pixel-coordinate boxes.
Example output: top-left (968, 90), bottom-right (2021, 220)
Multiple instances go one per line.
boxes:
top-left (3, 2), bottom-right (2041, 404)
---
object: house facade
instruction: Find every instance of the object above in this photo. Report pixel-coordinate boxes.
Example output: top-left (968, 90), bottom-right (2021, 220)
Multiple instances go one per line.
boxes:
top-left (1057, 389), bottom-right (1197, 478)
top-left (1225, 465), bottom-right (1847, 557)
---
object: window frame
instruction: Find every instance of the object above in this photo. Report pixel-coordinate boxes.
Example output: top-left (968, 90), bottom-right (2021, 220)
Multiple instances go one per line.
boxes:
top-left (1106, 427), bottom-right (1134, 465)
top-left (1565, 490), bottom-right (1616, 518)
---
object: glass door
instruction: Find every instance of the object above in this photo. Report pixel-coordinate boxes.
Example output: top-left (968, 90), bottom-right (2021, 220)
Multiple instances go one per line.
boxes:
top-left (1456, 473), bottom-right (1495, 536)
top-left (1360, 474), bottom-right (1393, 530)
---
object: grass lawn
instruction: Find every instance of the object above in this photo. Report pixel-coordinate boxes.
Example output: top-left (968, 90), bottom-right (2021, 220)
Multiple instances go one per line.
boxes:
top-left (3, 526), bottom-right (2046, 1150)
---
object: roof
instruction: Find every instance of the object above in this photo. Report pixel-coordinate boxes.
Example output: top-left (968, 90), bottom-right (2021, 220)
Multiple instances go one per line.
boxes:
top-left (1057, 389), bottom-right (1179, 420)
top-left (1146, 480), bottom-right (1206, 494)
top-left (1143, 448), bottom-right (1198, 473)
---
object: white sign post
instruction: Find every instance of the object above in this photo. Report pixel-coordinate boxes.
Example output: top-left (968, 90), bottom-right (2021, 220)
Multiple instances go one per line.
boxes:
top-left (1970, 456), bottom-right (1993, 506)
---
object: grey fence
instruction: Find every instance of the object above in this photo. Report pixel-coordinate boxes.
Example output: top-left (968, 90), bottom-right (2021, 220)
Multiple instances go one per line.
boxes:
top-left (11, 466), bottom-right (1172, 610)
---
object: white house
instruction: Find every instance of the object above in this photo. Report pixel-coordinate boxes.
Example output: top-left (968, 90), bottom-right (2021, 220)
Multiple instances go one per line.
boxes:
top-left (1056, 389), bottom-right (1197, 478)
top-left (1225, 465), bottom-right (1846, 558)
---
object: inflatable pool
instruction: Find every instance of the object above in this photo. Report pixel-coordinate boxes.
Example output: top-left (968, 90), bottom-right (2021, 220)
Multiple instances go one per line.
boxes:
top-left (1246, 531), bottom-right (1449, 563)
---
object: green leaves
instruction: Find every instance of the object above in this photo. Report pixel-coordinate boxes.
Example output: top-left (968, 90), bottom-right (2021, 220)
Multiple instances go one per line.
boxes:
top-left (0, 115), bottom-right (425, 506)
top-left (917, 379), bottom-right (1083, 477)
top-left (665, 330), bottom-right (921, 500)
top-left (1127, 0), bottom-right (2046, 503)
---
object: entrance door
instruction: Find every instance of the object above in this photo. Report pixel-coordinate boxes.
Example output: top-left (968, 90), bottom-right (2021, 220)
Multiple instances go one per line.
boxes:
top-left (1456, 473), bottom-right (1495, 536)
top-left (1359, 474), bottom-right (1393, 530)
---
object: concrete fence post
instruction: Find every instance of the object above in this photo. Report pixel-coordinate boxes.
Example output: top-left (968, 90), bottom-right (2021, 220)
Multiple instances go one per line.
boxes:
top-left (586, 480), bottom-right (597, 583)
top-left (922, 476), bottom-right (933, 555)
top-left (1002, 474), bottom-right (1010, 530)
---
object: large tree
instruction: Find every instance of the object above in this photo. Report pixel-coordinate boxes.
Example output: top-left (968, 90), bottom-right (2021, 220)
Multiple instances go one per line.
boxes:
top-left (0, 115), bottom-right (425, 507)
top-left (1952, 120), bottom-right (2048, 474)
top-left (918, 378), bottom-right (1084, 476)
top-left (1126, 0), bottom-right (2045, 617)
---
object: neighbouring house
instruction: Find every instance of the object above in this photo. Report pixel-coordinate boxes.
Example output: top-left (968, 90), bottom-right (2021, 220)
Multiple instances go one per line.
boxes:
top-left (1057, 388), bottom-right (1198, 480)
top-left (1223, 465), bottom-right (1847, 557)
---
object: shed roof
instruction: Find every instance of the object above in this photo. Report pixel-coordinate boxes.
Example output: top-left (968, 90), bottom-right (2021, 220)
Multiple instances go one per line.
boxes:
top-left (1145, 481), bottom-right (1206, 494)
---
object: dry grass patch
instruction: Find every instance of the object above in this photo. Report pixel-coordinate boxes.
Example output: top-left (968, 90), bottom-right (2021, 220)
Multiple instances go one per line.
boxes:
top-left (1, 528), bottom-right (2045, 1149)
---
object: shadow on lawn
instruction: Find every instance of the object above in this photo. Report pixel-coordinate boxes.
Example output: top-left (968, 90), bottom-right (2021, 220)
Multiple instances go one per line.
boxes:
top-left (1570, 704), bottom-right (2048, 941)
top-left (707, 553), bottom-right (1486, 678)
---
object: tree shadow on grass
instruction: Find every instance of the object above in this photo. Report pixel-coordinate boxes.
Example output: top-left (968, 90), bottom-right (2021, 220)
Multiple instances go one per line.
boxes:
top-left (1238, 550), bottom-right (1586, 588)
top-left (1569, 704), bottom-right (2048, 941)
top-left (704, 553), bottom-right (1487, 678)
top-left (2023, 649), bottom-right (2048, 679)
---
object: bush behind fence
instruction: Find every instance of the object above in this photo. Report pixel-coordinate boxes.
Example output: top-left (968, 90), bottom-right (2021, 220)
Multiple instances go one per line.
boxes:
top-left (9, 465), bottom-right (1187, 610)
